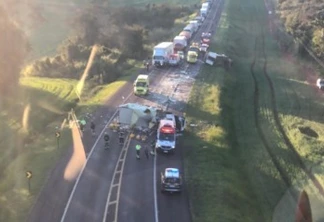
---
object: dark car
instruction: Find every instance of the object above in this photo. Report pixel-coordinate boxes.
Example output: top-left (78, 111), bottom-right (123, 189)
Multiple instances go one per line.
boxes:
top-left (161, 168), bottom-right (182, 193)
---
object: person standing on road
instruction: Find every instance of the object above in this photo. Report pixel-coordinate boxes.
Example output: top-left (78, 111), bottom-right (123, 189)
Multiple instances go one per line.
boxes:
top-left (144, 146), bottom-right (149, 159)
top-left (90, 121), bottom-right (96, 136)
top-left (79, 119), bottom-right (86, 131)
top-left (119, 131), bottom-right (125, 145)
top-left (104, 132), bottom-right (110, 149)
top-left (135, 144), bottom-right (141, 159)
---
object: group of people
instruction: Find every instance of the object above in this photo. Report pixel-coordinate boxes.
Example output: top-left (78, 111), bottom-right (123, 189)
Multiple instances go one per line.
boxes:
top-left (79, 118), bottom-right (156, 159)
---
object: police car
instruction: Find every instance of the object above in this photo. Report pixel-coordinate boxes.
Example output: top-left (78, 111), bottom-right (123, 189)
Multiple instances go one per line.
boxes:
top-left (160, 168), bottom-right (182, 193)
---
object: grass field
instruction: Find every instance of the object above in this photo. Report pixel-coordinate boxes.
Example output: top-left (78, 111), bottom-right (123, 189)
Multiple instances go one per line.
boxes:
top-left (0, 71), bottom-right (134, 221)
top-left (184, 0), bottom-right (324, 221)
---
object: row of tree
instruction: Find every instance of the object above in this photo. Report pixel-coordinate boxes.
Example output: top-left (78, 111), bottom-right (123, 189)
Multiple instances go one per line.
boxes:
top-left (277, 0), bottom-right (324, 59)
top-left (21, 4), bottom-right (194, 83)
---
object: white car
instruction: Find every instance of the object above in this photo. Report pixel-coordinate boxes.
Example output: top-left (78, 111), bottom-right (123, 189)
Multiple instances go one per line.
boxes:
top-left (316, 78), bottom-right (324, 90)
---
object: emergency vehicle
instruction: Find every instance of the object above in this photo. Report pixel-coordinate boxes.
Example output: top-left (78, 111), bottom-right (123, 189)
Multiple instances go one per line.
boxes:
top-left (155, 113), bottom-right (185, 153)
top-left (155, 119), bottom-right (176, 153)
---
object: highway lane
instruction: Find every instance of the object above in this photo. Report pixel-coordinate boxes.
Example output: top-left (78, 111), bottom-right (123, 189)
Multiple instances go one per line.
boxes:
top-left (116, 138), bottom-right (155, 222)
top-left (116, 67), bottom-right (183, 222)
top-left (60, 65), bottom-right (172, 222)
top-left (114, 1), bottom-right (225, 222)
top-left (53, 1), bottom-right (224, 221)
top-left (156, 1), bottom-right (224, 222)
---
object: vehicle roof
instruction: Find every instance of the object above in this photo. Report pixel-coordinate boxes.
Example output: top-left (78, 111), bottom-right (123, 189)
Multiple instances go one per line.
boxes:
top-left (159, 119), bottom-right (175, 129)
top-left (174, 35), bottom-right (187, 40)
top-left (137, 74), bottom-right (149, 79)
top-left (164, 168), bottom-right (180, 178)
top-left (155, 42), bottom-right (173, 48)
top-left (165, 113), bottom-right (175, 121)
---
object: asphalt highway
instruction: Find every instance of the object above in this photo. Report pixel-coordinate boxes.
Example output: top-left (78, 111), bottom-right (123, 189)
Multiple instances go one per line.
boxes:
top-left (28, 0), bottom-right (224, 221)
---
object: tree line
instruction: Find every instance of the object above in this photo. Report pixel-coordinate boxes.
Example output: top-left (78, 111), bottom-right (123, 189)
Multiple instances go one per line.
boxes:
top-left (21, 4), bottom-right (194, 83)
top-left (277, 0), bottom-right (324, 59)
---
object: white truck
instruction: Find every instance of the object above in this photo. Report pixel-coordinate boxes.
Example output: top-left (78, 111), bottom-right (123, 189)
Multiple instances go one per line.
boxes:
top-left (202, 2), bottom-right (210, 9)
top-left (152, 42), bottom-right (174, 67)
top-left (189, 20), bottom-right (199, 31)
top-left (173, 35), bottom-right (187, 52)
top-left (200, 6), bottom-right (208, 17)
top-left (183, 24), bottom-right (195, 34)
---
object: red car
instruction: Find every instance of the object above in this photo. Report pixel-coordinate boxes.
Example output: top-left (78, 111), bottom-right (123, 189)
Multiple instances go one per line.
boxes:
top-left (201, 32), bottom-right (211, 44)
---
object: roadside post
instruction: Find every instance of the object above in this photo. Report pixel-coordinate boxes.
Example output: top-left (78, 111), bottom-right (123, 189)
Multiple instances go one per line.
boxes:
top-left (55, 131), bottom-right (61, 150)
top-left (26, 171), bottom-right (32, 194)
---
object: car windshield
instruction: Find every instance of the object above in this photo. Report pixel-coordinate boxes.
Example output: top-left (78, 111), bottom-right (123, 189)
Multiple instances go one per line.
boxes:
top-left (136, 82), bottom-right (147, 87)
top-left (153, 56), bottom-right (164, 60)
top-left (159, 132), bottom-right (175, 141)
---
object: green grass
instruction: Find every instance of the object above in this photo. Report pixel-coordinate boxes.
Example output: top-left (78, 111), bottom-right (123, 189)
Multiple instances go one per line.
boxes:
top-left (184, 0), bottom-right (324, 221)
top-left (0, 69), bottom-right (135, 221)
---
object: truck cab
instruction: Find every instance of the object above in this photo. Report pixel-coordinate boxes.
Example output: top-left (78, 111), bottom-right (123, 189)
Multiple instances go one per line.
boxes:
top-left (133, 74), bottom-right (149, 96)
top-left (168, 54), bottom-right (181, 66)
top-left (161, 168), bottom-right (182, 193)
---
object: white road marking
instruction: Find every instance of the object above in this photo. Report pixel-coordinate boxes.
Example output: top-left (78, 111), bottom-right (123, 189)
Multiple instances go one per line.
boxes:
top-left (60, 92), bottom-right (133, 222)
top-left (153, 151), bottom-right (159, 222)
top-left (102, 137), bottom-right (131, 222)
top-left (152, 1), bottom-right (223, 222)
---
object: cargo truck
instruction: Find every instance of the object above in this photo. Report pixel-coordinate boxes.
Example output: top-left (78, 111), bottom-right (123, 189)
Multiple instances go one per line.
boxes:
top-left (183, 24), bottom-right (195, 34)
top-left (173, 35), bottom-right (187, 52)
top-left (200, 7), bottom-right (208, 17)
top-left (179, 31), bottom-right (191, 42)
top-left (189, 20), bottom-right (199, 31)
top-left (152, 42), bottom-right (174, 67)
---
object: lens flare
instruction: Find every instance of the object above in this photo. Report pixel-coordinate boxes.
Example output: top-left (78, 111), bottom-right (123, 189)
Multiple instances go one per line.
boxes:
top-left (22, 104), bottom-right (30, 133)
top-left (75, 45), bottom-right (98, 100)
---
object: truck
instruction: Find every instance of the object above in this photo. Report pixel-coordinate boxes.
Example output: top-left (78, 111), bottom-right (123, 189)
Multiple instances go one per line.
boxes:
top-left (202, 2), bottom-right (210, 9)
top-left (173, 35), bottom-right (187, 52)
top-left (183, 24), bottom-right (195, 34)
top-left (200, 7), bottom-right (208, 18)
top-left (168, 54), bottom-right (181, 66)
top-left (133, 74), bottom-right (149, 96)
top-left (189, 20), bottom-right (199, 31)
top-left (179, 31), bottom-right (191, 42)
top-left (152, 42), bottom-right (174, 67)
top-left (187, 43), bottom-right (200, 64)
